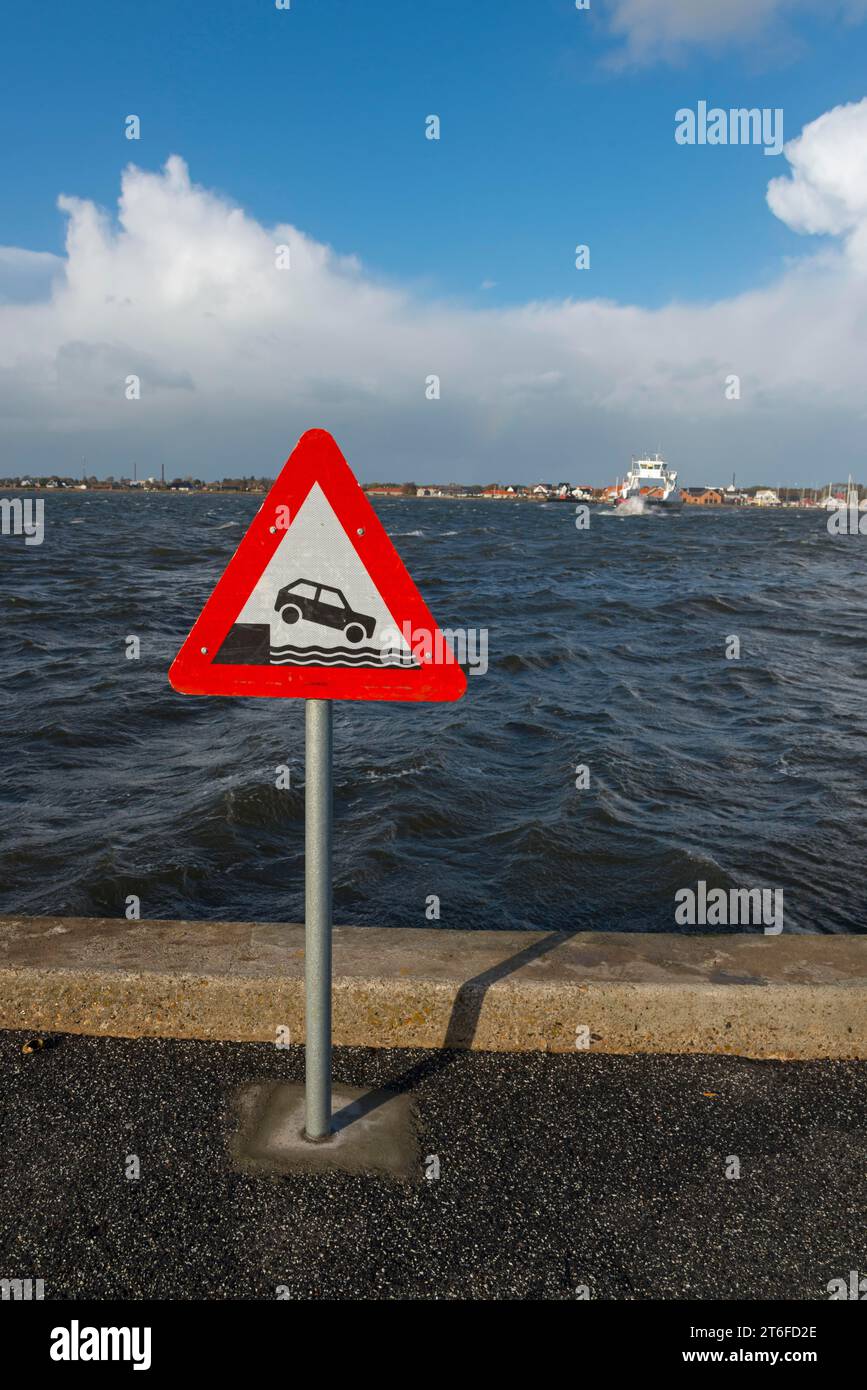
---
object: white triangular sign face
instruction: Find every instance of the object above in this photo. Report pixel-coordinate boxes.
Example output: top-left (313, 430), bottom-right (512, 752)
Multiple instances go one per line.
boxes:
top-left (234, 483), bottom-right (414, 667)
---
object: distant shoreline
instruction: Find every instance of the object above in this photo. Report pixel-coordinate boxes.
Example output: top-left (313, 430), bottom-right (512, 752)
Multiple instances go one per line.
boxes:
top-left (0, 484), bottom-right (840, 508)
top-left (0, 485), bottom-right (268, 496)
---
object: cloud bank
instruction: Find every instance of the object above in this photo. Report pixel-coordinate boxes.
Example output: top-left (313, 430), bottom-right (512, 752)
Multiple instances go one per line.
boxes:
top-left (2, 100), bottom-right (867, 485)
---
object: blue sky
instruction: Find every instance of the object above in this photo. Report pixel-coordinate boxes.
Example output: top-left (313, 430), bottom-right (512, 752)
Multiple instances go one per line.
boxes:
top-left (1, 2), bottom-right (867, 483)
top-left (3, 0), bottom-right (865, 309)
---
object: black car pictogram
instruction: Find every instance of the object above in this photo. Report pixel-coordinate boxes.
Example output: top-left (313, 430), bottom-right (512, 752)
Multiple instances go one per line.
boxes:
top-left (274, 579), bottom-right (376, 645)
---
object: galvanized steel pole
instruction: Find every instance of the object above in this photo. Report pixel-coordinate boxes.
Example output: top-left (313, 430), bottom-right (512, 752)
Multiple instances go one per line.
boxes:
top-left (304, 697), bottom-right (333, 1140)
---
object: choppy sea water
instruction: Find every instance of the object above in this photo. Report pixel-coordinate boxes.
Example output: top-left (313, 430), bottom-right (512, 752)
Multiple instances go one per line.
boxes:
top-left (2, 493), bottom-right (865, 934)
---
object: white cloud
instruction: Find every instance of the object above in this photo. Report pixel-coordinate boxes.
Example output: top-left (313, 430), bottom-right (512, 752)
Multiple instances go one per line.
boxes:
top-left (1, 108), bottom-right (867, 485)
top-left (604, 0), bottom-right (867, 68)
top-left (768, 99), bottom-right (867, 263)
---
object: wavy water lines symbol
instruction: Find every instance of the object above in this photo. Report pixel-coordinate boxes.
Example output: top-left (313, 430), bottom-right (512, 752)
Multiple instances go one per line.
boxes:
top-left (268, 643), bottom-right (420, 668)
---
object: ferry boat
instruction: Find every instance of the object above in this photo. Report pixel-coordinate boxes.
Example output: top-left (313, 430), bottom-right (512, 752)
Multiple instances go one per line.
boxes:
top-left (615, 454), bottom-right (682, 509)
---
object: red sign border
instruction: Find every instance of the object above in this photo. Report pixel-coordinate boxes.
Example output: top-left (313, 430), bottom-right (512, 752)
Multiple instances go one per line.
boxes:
top-left (168, 429), bottom-right (468, 703)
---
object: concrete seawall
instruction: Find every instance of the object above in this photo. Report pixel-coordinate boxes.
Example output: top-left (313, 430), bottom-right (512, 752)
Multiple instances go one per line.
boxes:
top-left (0, 915), bottom-right (864, 1058)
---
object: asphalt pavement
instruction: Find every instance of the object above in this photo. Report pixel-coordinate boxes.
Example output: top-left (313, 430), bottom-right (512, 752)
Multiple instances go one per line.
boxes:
top-left (0, 1031), bottom-right (864, 1300)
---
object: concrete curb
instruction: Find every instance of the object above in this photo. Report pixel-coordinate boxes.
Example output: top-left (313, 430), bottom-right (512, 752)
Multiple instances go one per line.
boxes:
top-left (0, 915), bottom-right (864, 1058)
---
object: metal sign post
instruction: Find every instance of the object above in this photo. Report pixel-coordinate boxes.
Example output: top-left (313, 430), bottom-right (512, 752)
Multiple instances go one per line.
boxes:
top-left (304, 697), bottom-right (333, 1140)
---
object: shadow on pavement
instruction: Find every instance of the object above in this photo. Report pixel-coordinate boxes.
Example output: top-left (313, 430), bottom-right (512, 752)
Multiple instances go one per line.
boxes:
top-left (331, 930), bottom-right (571, 1130)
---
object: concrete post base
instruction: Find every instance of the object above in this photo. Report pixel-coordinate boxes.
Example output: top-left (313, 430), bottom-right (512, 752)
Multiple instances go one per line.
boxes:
top-left (229, 1080), bottom-right (419, 1179)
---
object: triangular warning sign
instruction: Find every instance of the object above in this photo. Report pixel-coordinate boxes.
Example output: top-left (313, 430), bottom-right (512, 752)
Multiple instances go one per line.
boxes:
top-left (169, 430), bottom-right (467, 703)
